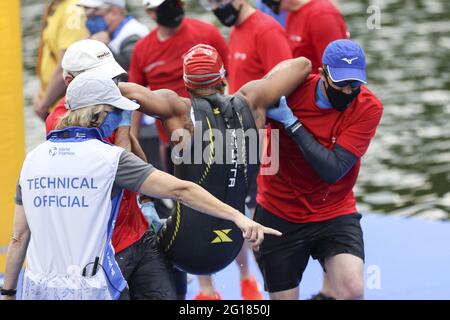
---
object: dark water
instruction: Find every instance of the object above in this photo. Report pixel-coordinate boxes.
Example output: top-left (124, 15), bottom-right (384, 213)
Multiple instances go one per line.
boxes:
top-left (20, 0), bottom-right (450, 219)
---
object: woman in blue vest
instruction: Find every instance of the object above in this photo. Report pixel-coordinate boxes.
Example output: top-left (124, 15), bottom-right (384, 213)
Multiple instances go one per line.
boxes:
top-left (1, 72), bottom-right (281, 300)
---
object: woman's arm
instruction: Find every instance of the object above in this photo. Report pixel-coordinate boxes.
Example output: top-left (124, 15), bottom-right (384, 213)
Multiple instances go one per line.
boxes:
top-left (139, 170), bottom-right (282, 248)
top-left (2, 205), bottom-right (30, 300)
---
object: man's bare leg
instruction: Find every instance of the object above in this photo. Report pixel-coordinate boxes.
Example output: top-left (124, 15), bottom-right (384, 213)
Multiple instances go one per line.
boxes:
top-left (325, 253), bottom-right (364, 300)
top-left (269, 286), bottom-right (299, 300)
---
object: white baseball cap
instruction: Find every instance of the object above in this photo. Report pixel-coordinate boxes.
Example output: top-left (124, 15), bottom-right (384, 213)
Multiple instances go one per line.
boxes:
top-left (65, 72), bottom-right (139, 111)
top-left (78, 0), bottom-right (126, 8)
top-left (62, 39), bottom-right (126, 79)
top-left (142, 0), bottom-right (165, 9)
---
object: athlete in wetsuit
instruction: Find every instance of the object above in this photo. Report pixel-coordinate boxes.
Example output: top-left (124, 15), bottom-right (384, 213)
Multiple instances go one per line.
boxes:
top-left (120, 44), bottom-right (311, 274)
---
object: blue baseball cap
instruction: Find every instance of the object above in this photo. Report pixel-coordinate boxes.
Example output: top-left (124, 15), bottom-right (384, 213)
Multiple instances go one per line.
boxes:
top-left (322, 39), bottom-right (367, 84)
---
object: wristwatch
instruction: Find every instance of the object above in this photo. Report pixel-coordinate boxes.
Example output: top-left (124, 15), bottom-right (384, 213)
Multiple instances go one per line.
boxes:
top-left (0, 288), bottom-right (17, 296)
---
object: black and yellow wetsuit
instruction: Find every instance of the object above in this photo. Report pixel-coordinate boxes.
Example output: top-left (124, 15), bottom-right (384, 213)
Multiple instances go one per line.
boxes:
top-left (158, 93), bottom-right (258, 275)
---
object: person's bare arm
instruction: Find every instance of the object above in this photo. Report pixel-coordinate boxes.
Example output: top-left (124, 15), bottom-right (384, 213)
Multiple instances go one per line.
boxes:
top-left (130, 111), bottom-right (142, 138)
top-left (139, 170), bottom-right (281, 248)
top-left (119, 82), bottom-right (193, 141)
top-left (237, 57), bottom-right (312, 128)
top-left (114, 126), bottom-right (132, 152)
top-left (119, 82), bottom-right (187, 119)
top-left (2, 205), bottom-right (30, 300)
top-left (161, 97), bottom-right (193, 146)
top-left (34, 51), bottom-right (67, 121)
top-left (130, 132), bottom-right (148, 162)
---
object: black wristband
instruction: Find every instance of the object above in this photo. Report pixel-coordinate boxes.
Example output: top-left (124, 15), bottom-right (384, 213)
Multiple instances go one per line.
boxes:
top-left (1, 288), bottom-right (17, 296)
top-left (285, 120), bottom-right (303, 134)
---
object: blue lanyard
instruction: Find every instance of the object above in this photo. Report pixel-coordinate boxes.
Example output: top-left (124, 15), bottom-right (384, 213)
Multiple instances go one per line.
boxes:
top-left (47, 127), bottom-right (104, 142)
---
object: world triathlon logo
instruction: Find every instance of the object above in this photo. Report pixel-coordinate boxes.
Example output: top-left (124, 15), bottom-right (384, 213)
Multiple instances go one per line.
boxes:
top-left (49, 147), bottom-right (58, 156)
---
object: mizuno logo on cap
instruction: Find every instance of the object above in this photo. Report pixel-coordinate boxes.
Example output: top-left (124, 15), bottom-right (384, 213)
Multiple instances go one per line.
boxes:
top-left (341, 57), bottom-right (358, 64)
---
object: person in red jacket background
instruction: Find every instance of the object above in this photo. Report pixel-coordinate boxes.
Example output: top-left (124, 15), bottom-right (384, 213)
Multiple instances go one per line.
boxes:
top-left (256, 40), bottom-right (383, 300)
top-left (264, 0), bottom-right (348, 74)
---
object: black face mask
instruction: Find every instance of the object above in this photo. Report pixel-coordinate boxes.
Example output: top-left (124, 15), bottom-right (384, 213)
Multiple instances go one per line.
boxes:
top-left (324, 76), bottom-right (361, 112)
top-left (156, 0), bottom-right (185, 28)
top-left (212, 2), bottom-right (241, 27)
top-left (262, 0), bottom-right (281, 14)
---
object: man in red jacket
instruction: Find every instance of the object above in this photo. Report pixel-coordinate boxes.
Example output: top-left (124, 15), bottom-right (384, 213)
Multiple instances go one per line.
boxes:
top-left (261, 0), bottom-right (350, 299)
top-left (256, 40), bottom-right (383, 300)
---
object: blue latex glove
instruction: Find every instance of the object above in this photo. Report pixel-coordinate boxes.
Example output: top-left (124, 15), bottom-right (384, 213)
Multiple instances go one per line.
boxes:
top-left (244, 205), bottom-right (252, 218)
top-left (266, 96), bottom-right (298, 128)
top-left (118, 110), bottom-right (132, 127)
top-left (139, 201), bottom-right (162, 232)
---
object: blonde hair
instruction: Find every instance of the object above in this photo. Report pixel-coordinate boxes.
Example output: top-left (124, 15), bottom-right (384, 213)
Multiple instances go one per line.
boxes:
top-left (55, 104), bottom-right (113, 130)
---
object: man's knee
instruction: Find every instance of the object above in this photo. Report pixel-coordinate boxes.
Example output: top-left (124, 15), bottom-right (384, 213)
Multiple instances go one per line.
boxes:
top-left (269, 287), bottom-right (299, 300)
top-left (334, 276), bottom-right (364, 300)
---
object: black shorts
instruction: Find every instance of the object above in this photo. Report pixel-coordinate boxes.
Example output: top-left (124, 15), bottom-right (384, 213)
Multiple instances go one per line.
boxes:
top-left (115, 230), bottom-right (177, 300)
top-left (171, 267), bottom-right (187, 298)
top-left (253, 205), bottom-right (365, 293)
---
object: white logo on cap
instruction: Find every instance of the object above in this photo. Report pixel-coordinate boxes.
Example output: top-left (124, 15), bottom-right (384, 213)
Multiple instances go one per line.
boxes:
top-left (341, 57), bottom-right (358, 64)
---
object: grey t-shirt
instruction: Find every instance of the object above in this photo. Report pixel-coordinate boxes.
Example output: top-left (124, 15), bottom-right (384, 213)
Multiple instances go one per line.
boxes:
top-left (15, 150), bottom-right (155, 205)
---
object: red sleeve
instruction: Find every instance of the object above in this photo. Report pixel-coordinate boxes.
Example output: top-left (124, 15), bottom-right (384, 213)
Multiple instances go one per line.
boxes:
top-left (104, 130), bottom-right (117, 144)
top-left (45, 99), bottom-right (67, 134)
top-left (308, 13), bottom-right (347, 63)
top-left (208, 26), bottom-right (229, 71)
top-left (257, 28), bottom-right (293, 73)
top-left (336, 101), bottom-right (383, 158)
top-left (128, 40), bottom-right (146, 86)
